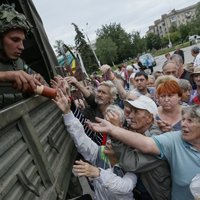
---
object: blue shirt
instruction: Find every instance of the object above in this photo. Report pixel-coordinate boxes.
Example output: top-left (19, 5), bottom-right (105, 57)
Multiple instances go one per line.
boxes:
top-left (152, 131), bottom-right (200, 200)
top-left (155, 115), bottom-right (182, 131)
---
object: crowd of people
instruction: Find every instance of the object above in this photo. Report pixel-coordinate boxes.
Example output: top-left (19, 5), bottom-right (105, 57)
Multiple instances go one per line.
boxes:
top-left (1, 3), bottom-right (200, 200)
top-left (51, 54), bottom-right (200, 199)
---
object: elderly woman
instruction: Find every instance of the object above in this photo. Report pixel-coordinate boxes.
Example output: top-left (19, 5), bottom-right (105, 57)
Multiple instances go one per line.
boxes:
top-left (88, 105), bottom-right (200, 200)
top-left (53, 91), bottom-right (137, 200)
top-left (155, 76), bottom-right (182, 131)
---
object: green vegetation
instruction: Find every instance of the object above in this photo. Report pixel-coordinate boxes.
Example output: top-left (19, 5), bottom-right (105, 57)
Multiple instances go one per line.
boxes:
top-left (153, 42), bottom-right (191, 57)
top-left (54, 3), bottom-right (200, 74)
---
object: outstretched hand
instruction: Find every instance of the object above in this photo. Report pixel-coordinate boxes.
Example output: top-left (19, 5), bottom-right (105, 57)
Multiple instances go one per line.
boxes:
top-left (52, 89), bottom-right (71, 114)
top-left (100, 64), bottom-right (111, 74)
top-left (51, 76), bottom-right (70, 96)
top-left (86, 117), bottom-right (113, 133)
top-left (65, 76), bottom-right (79, 87)
top-left (156, 119), bottom-right (173, 132)
top-left (105, 111), bottom-right (122, 127)
top-left (100, 64), bottom-right (115, 80)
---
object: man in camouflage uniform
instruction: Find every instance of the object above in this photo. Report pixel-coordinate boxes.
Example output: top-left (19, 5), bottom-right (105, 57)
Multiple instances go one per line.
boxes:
top-left (0, 4), bottom-right (45, 108)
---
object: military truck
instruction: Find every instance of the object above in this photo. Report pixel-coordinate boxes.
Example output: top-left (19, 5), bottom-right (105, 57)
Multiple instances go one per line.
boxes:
top-left (0, 0), bottom-right (84, 199)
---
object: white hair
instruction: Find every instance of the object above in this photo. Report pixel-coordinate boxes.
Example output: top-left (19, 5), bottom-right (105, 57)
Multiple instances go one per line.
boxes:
top-left (99, 80), bottom-right (118, 102)
top-left (105, 104), bottom-right (125, 124)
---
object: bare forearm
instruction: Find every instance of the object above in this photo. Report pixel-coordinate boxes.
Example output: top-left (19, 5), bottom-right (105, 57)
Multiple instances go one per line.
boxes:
top-left (75, 82), bottom-right (91, 98)
top-left (0, 71), bottom-right (15, 81)
top-left (0, 72), bottom-right (7, 81)
top-left (110, 126), bottom-right (159, 155)
top-left (112, 78), bottom-right (127, 99)
top-left (104, 70), bottom-right (127, 99)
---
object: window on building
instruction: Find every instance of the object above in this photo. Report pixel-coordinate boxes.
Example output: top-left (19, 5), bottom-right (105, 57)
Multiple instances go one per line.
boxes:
top-left (170, 16), bottom-right (176, 22)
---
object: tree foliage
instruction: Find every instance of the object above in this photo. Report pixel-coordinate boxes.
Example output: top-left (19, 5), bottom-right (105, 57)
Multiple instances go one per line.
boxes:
top-left (178, 24), bottom-right (191, 41)
top-left (56, 2), bottom-right (200, 73)
top-left (54, 40), bottom-right (64, 56)
top-left (145, 32), bottom-right (161, 50)
top-left (95, 37), bottom-right (117, 66)
top-left (72, 23), bottom-right (98, 73)
top-left (130, 31), bottom-right (146, 56)
top-left (169, 24), bottom-right (178, 33)
top-left (96, 23), bottom-right (134, 64)
top-left (190, 2), bottom-right (200, 35)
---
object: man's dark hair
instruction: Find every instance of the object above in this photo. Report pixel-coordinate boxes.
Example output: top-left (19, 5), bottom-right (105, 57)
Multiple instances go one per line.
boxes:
top-left (134, 71), bottom-right (148, 80)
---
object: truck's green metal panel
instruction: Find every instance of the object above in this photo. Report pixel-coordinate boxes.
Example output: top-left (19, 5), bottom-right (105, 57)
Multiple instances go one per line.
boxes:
top-left (0, 0), bottom-right (82, 199)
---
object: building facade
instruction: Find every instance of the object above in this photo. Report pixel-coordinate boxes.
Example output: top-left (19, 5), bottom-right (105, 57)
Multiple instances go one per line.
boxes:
top-left (147, 2), bottom-right (199, 37)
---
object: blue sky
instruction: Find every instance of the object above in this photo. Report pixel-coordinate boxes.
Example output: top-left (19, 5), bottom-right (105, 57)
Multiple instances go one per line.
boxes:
top-left (33, 0), bottom-right (200, 47)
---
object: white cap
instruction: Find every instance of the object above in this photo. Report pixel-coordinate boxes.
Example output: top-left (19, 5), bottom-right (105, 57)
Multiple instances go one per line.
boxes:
top-left (126, 65), bottom-right (134, 71)
top-left (125, 95), bottom-right (158, 117)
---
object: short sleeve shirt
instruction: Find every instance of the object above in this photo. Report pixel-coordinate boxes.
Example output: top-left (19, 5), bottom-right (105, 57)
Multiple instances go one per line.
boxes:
top-left (152, 131), bottom-right (200, 200)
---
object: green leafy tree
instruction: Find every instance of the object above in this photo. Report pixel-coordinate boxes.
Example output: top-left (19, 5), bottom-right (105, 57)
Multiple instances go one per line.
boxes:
top-left (170, 31), bottom-right (181, 44)
top-left (169, 24), bottom-right (178, 33)
top-left (145, 32), bottom-right (161, 50)
top-left (95, 37), bottom-right (117, 65)
top-left (96, 23), bottom-right (134, 64)
top-left (54, 40), bottom-right (64, 56)
top-left (178, 24), bottom-right (191, 42)
top-left (72, 23), bottom-right (98, 73)
top-left (130, 31), bottom-right (146, 56)
top-left (190, 2), bottom-right (200, 35)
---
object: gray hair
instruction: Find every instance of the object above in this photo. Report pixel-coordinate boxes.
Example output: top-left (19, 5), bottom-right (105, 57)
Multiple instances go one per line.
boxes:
top-left (105, 104), bottom-right (125, 124)
top-left (182, 105), bottom-right (200, 122)
top-left (170, 54), bottom-right (183, 66)
top-left (148, 75), bottom-right (155, 82)
top-left (162, 60), bottom-right (178, 70)
top-left (178, 79), bottom-right (192, 91)
top-left (99, 80), bottom-right (118, 102)
top-left (191, 46), bottom-right (200, 54)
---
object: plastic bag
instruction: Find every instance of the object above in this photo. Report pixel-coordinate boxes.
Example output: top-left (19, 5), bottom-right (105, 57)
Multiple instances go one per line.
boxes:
top-left (190, 174), bottom-right (200, 200)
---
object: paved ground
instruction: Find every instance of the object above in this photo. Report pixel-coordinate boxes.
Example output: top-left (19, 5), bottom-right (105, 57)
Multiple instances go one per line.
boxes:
top-left (69, 43), bottom-right (200, 200)
top-left (153, 43), bottom-right (200, 72)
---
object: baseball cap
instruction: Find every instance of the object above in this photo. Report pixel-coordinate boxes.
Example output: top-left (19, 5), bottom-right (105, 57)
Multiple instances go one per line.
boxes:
top-left (124, 95), bottom-right (158, 117)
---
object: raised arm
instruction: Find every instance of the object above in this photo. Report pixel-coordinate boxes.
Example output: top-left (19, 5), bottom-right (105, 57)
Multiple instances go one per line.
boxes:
top-left (65, 76), bottom-right (91, 98)
top-left (51, 76), bottom-right (71, 96)
top-left (100, 65), bottom-right (127, 100)
top-left (88, 117), bottom-right (160, 155)
top-left (53, 89), bottom-right (99, 163)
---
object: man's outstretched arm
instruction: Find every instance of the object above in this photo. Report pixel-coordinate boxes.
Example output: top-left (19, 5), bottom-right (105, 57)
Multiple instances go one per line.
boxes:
top-left (88, 117), bottom-right (160, 155)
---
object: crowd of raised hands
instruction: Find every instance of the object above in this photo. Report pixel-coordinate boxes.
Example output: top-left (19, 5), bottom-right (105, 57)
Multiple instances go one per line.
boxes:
top-left (51, 76), bottom-right (101, 176)
top-left (50, 75), bottom-right (138, 199)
